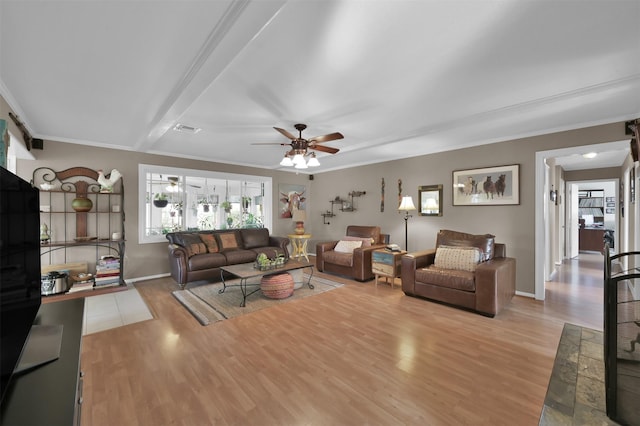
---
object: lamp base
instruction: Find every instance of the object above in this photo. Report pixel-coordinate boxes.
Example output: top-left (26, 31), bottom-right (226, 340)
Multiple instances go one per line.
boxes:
top-left (294, 222), bottom-right (305, 235)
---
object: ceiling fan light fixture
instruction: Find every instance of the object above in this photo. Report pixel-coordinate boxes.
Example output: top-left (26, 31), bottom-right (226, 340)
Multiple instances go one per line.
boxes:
top-left (280, 154), bottom-right (294, 166)
top-left (307, 153), bottom-right (320, 167)
top-left (292, 153), bottom-right (306, 165)
top-left (294, 160), bottom-right (308, 169)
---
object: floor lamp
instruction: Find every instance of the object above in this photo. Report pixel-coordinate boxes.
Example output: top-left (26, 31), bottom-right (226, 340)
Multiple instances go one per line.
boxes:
top-left (398, 195), bottom-right (416, 251)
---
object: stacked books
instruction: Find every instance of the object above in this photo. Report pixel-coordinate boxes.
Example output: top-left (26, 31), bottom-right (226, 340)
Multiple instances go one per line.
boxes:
top-left (95, 255), bottom-right (121, 288)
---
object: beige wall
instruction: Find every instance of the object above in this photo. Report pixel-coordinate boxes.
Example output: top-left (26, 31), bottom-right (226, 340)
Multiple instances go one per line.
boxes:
top-left (4, 93), bottom-right (631, 294)
top-left (11, 141), bottom-right (309, 281)
top-left (309, 122), bottom-right (629, 295)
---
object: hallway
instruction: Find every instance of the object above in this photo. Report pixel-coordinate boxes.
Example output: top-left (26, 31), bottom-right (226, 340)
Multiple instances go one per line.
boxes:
top-left (545, 252), bottom-right (605, 331)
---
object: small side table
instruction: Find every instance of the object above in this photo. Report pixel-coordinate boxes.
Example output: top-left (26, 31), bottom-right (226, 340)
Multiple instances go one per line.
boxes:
top-left (288, 234), bottom-right (312, 262)
top-left (372, 249), bottom-right (407, 288)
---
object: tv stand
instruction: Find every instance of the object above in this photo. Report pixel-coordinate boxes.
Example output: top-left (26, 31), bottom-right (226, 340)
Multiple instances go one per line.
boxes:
top-left (1, 299), bottom-right (84, 426)
top-left (15, 324), bottom-right (64, 374)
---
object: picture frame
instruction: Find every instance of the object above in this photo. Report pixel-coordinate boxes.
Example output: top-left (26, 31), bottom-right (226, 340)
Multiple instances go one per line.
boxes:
top-left (418, 184), bottom-right (443, 216)
top-left (452, 164), bottom-right (520, 206)
top-left (278, 184), bottom-right (306, 218)
top-left (606, 197), bottom-right (615, 202)
top-left (606, 202), bottom-right (615, 207)
top-left (606, 208), bottom-right (615, 214)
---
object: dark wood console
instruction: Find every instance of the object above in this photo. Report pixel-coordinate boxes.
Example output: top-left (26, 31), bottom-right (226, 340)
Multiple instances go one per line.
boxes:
top-left (1, 298), bottom-right (85, 426)
top-left (579, 228), bottom-right (605, 252)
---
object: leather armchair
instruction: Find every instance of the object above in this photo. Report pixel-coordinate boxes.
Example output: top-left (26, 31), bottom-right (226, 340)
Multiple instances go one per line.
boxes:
top-left (401, 229), bottom-right (516, 317)
top-left (316, 225), bottom-right (389, 281)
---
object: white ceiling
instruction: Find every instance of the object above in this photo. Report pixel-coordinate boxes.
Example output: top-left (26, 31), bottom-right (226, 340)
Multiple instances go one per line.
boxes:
top-left (1, 1), bottom-right (638, 173)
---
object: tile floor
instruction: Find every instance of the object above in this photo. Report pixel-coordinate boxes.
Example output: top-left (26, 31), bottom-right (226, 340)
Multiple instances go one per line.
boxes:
top-left (83, 287), bottom-right (153, 335)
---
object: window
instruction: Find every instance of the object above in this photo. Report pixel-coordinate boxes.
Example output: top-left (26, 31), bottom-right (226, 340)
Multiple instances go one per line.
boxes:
top-left (138, 164), bottom-right (272, 243)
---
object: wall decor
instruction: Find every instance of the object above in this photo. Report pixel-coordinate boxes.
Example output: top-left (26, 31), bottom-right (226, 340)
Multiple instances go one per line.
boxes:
top-left (398, 179), bottom-right (402, 207)
top-left (606, 208), bottom-right (615, 214)
top-left (279, 184), bottom-right (306, 218)
top-left (418, 184), bottom-right (443, 216)
top-left (452, 164), bottom-right (520, 206)
top-left (630, 168), bottom-right (635, 204)
top-left (380, 177), bottom-right (385, 212)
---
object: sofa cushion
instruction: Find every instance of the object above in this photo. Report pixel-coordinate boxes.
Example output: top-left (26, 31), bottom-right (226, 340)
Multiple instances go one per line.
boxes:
top-left (199, 233), bottom-right (219, 253)
top-left (434, 245), bottom-right (482, 272)
top-left (188, 252), bottom-right (228, 271)
top-left (217, 232), bottom-right (239, 250)
top-left (240, 228), bottom-right (270, 249)
top-left (436, 229), bottom-right (495, 261)
top-left (417, 266), bottom-right (476, 292)
top-left (343, 235), bottom-right (374, 247)
top-left (223, 249), bottom-right (257, 264)
top-left (175, 233), bottom-right (207, 257)
top-left (323, 250), bottom-right (353, 267)
top-left (334, 240), bottom-right (362, 253)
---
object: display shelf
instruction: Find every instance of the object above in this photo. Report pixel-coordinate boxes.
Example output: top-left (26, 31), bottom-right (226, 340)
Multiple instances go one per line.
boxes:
top-left (32, 167), bottom-right (126, 294)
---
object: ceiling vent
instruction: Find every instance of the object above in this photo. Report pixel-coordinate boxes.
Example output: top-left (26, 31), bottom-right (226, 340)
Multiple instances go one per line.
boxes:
top-left (172, 123), bottom-right (202, 134)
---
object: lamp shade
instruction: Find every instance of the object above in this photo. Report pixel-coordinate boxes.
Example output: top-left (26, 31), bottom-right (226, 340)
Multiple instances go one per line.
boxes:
top-left (280, 155), bottom-right (294, 166)
top-left (291, 210), bottom-right (306, 222)
top-left (292, 209), bottom-right (306, 235)
top-left (398, 196), bottom-right (416, 211)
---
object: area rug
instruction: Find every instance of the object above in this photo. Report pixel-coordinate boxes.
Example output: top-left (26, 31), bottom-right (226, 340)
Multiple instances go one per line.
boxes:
top-left (172, 273), bottom-right (342, 325)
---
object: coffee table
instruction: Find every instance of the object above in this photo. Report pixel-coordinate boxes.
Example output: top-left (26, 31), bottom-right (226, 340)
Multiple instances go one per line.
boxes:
top-left (219, 259), bottom-right (315, 307)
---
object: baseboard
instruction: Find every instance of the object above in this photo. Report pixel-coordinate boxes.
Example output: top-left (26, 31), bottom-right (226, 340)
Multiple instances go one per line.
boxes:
top-left (126, 273), bottom-right (171, 284)
top-left (515, 290), bottom-right (535, 298)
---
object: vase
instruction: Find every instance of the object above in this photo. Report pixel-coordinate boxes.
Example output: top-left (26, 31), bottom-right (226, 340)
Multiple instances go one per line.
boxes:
top-left (153, 199), bottom-right (168, 208)
top-left (71, 197), bottom-right (93, 212)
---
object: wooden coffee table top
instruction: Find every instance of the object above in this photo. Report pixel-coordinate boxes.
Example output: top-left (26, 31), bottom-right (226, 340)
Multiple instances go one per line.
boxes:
top-left (220, 259), bottom-right (314, 280)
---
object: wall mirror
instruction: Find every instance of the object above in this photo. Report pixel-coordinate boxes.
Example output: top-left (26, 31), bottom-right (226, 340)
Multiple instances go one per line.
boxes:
top-left (418, 184), bottom-right (443, 216)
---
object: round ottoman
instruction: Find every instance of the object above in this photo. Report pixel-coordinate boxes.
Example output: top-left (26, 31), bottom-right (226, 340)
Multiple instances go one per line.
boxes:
top-left (260, 272), bottom-right (294, 299)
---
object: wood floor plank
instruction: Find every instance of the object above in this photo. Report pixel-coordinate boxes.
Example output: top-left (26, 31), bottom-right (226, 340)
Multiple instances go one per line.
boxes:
top-left (80, 253), bottom-right (605, 425)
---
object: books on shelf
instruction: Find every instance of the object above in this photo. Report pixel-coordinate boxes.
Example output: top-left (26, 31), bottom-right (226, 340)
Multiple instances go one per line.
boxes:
top-left (95, 256), bottom-right (121, 286)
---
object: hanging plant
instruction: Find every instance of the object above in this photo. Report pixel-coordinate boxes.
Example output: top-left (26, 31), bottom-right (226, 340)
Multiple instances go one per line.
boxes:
top-left (221, 200), bottom-right (232, 213)
top-left (153, 193), bottom-right (168, 208)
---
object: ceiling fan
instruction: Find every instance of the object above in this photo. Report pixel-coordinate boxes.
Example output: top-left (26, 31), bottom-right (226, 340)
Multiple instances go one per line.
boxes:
top-left (252, 123), bottom-right (344, 168)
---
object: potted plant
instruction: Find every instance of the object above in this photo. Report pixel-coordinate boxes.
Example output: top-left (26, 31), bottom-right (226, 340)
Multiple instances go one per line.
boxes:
top-left (221, 200), bottom-right (232, 213)
top-left (199, 198), bottom-right (210, 212)
top-left (153, 193), bottom-right (169, 208)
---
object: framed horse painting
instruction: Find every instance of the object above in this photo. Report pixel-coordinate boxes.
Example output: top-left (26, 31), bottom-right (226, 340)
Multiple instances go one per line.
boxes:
top-left (452, 164), bottom-right (520, 206)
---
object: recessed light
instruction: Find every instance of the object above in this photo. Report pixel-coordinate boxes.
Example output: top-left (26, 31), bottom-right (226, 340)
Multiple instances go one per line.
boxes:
top-left (582, 152), bottom-right (597, 159)
top-left (172, 123), bottom-right (202, 134)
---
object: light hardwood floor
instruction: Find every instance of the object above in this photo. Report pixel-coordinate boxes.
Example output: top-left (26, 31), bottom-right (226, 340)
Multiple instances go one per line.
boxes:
top-left (80, 254), bottom-right (605, 426)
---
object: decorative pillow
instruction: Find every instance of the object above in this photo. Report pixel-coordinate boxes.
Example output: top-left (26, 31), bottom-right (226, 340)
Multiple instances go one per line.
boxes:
top-left (334, 239), bottom-right (363, 254)
top-left (199, 233), bottom-right (219, 253)
top-left (343, 235), bottom-right (375, 247)
top-left (434, 245), bottom-right (482, 272)
top-left (217, 232), bottom-right (239, 250)
top-left (176, 233), bottom-right (207, 257)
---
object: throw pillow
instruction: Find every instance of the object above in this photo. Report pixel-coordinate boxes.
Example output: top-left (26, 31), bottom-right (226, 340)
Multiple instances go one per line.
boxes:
top-left (217, 232), bottom-right (239, 250)
top-left (334, 239), bottom-right (363, 254)
top-left (434, 245), bottom-right (482, 272)
top-left (199, 233), bottom-right (219, 253)
top-left (343, 235), bottom-right (375, 247)
top-left (176, 233), bottom-right (207, 257)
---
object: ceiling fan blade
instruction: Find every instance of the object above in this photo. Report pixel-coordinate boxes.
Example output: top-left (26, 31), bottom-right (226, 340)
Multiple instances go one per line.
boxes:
top-left (274, 127), bottom-right (296, 140)
top-left (311, 145), bottom-right (339, 154)
top-left (251, 142), bottom-right (291, 146)
top-left (309, 132), bottom-right (344, 143)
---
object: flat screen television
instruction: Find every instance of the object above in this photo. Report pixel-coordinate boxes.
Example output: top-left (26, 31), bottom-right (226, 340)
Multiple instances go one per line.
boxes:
top-left (0, 166), bottom-right (42, 404)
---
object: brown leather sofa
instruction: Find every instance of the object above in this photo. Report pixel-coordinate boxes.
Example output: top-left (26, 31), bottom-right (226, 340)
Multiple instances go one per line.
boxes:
top-left (401, 229), bottom-right (516, 317)
top-left (316, 225), bottom-right (389, 281)
top-left (166, 228), bottom-right (289, 289)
